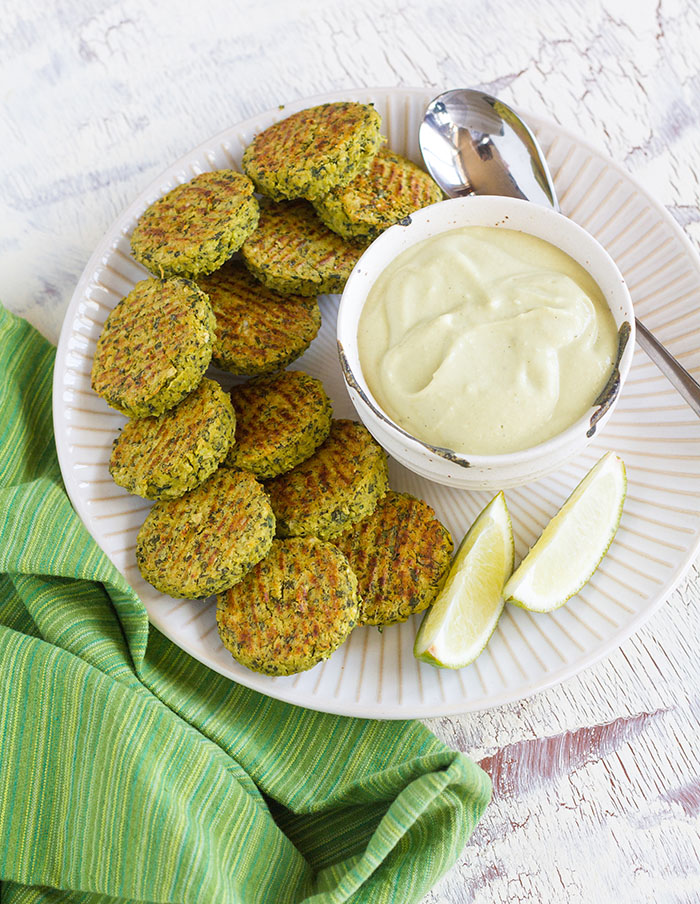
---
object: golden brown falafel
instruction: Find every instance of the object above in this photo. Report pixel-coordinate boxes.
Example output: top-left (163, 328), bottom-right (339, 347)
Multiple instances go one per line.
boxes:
top-left (216, 537), bottom-right (359, 675)
top-left (226, 371), bottom-right (332, 479)
top-left (334, 491), bottom-right (453, 625)
top-left (265, 418), bottom-right (389, 541)
top-left (91, 277), bottom-right (215, 418)
top-left (110, 378), bottom-right (235, 500)
top-left (136, 468), bottom-right (275, 598)
top-left (242, 102), bottom-right (383, 202)
top-left (197, 260), bottom-right (321, 375)
top-left (130, 170), bottom-right (259, 279)
top-left (312, 148), bottom-right (443, 242)
top-left (241, 200), bottom-right (365, 297)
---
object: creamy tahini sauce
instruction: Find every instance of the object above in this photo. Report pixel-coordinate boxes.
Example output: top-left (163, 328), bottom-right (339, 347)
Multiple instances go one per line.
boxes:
top-left (357, 226), bottom-right (618, 455)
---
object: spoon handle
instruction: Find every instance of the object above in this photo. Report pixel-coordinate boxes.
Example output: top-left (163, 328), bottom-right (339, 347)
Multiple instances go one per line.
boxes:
top-left (635, 317), bottom-right (700, 417)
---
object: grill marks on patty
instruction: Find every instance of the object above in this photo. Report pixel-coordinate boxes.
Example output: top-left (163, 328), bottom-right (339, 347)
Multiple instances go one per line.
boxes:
top-left (136, 469), bottom-right (275, 598)
top-left (266, 419), bottom-right (389, 541)
top-left (241, 200), bottom-right (365, 296)
top-left (91, 277), bottom-right (215, 418)
top-left (334, 491), bottom-right (454, 626)
top-left (109, 378), bottom-right (235, 500)
top-left (313, 148), bottom-right (443, 242)
top-left (216, 538), bottom-right (359, 676)
top-left (130, 170), bottom-right (259, 279)
top-left (227, 371), bottom-right (332, 479)
top-left (198, 261), bottom-right (321, 374)
top-left (242, 102), bottom-right (383, 202)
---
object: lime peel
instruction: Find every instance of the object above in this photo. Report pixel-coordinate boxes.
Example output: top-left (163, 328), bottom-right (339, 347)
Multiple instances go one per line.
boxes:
top-left (414, 491), bottom-right (514, 669)
top-left (504, 451), bottom-right (626, 613)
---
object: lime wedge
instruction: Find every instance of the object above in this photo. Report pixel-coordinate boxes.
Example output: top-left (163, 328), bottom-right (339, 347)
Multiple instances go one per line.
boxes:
top-left (414, 491), bottom-right (514, 669)
top-left (504, 451), bottom-right (626, 613)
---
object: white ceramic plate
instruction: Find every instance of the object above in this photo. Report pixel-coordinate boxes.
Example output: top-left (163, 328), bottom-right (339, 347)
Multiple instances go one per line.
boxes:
top-left (54, 87), bottom-right (700, 718)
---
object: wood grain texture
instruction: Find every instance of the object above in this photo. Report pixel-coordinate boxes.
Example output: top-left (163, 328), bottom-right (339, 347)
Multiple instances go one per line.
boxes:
top-left (3, 0), bottom-right (700, 900)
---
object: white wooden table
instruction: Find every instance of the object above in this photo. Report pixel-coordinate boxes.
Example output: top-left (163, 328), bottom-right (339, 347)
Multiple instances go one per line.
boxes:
top-left (3, 1), bottom-right (699, 900)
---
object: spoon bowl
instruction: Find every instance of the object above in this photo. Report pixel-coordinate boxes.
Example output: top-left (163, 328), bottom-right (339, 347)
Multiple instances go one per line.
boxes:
top-left (420, 89), bottom-right (558, 208)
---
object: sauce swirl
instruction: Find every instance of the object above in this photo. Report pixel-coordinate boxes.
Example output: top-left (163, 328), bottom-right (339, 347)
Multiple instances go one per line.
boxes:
top-left (357, 226), bottom-right (618, 455)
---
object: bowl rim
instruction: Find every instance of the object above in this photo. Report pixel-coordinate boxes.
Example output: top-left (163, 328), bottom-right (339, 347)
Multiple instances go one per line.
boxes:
top-left (336, 194), bottom-right (636, 467)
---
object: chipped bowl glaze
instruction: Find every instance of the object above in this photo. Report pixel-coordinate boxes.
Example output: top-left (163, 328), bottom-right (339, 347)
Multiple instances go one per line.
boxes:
top-left (337, 195), bottom-right (635, 489)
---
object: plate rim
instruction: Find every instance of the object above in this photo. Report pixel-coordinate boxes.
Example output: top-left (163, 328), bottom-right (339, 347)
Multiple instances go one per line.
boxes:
top-left (53, 85), bottom-right (700, 718)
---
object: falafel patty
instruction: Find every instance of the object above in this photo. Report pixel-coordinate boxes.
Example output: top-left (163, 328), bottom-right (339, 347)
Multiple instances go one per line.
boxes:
top-left (334, 491), bottom-right (454, 626)
top-left (226, 370), bottom-right (332, 479)
top-left (91, 277), bottom-right (215, 418)
top-left (242, 102), bottom-right (383, 202)
top-left (312, 148), bottom-right (443, 242)
top-left (110, 378), bottom-right (236, 500)
top-left (197, 260), bottom-right (321, 375)
top-left (130, 170), bottom-right (259, 279)
top-left (241, 200), bottom-right (364, 296)
top-left (136, 468), bottom-right (275, 598)
top-left (265, 419), bottom-right (389, 541)
top-left (216, 537), bottom-right (359, 676)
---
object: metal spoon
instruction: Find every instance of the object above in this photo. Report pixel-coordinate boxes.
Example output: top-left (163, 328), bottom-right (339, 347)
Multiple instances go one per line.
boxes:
top-left (419, 88), bottom-right (700, 417)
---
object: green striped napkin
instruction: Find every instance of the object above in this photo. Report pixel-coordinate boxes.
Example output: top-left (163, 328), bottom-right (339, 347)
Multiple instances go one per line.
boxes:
top-left (0, 304), bottom-right (491, 904)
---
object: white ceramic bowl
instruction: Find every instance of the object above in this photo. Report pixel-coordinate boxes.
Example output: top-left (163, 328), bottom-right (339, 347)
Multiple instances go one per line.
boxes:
top-left (337, 195), bottom-right (635, 490)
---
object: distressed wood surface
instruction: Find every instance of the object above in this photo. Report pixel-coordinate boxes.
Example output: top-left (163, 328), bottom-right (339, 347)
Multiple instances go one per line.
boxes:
top-left (3, 1), bottom-right (700, 901)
